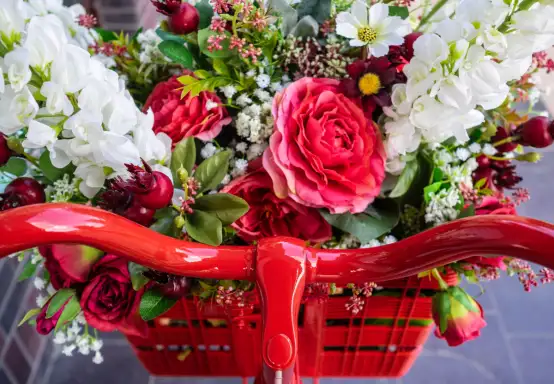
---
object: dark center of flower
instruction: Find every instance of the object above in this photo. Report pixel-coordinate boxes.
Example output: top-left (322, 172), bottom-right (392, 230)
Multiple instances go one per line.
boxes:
top-left (357, 26), bottom-right (378, 43)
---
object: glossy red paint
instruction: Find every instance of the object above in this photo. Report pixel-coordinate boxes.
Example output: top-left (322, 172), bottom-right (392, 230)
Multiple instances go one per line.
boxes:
top-left (2, 203), bottom-right (554, 384)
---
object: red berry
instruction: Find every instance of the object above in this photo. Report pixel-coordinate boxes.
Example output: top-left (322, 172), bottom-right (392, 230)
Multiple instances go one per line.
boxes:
top-left (402, 32), bottom-right (422, 61)
top-left (123, 199), bottom-right (156, 226)
top-left (1, 178), bottom-right (45, 210)
top-left (134, 171), bottom-right (173, 210)
top-left (492, 127), bottom-right (518, 152)
top-left (0, 135), bottom-right (12, 166)
top-left (168, 3), bottom-right (200, 35)
top-left (517, 116), bottom-right (553, 148)
top-left (476, 155), bottom-right (490, 168)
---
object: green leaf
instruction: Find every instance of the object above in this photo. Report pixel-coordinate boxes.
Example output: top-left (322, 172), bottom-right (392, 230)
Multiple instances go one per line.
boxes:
top-left (55, 296), bottom-right (80, 331)
top-left (450, 287), bottom-right (479, 313)
top-left (18, 308), bottom-right (41, 327)
top-left (150, 207), bottom-right (179, 236)
top-left (46, 289), bottom-right (75, 318)
top-left (18, 260), bottom-right (37, 281)
top-left (158, 40), bottom-right (194, 69)
top-left (290, 16), bottom-right (319, 37)
top-left (296, 0), bottom-right (331, 23)
top-left (184, 210), bottom-right (223, 246)
top-left (94, 28), bottom-right (117, 42)
top-left (474, 177), bottom-right (487, 189)
top-left (431, 167), bottom-right (444, 183)
top-left (432, 293), bottom-right (451, 334)
top-left (388, 6), bottom-right (409, 19)
top-left (389, 160), bottom-right (419, 198)
top-left (423, 182), bottom-right (443, 203)
top-left (212, 59), bottom-right (230, 77)
top-left (458, 204), bottom-right (475, 219)
top-left (194, 69), bottom-right (211, 79)
top-left (171, 137), bottom-right (196, 181)
top-left (192, 193), bottom-right (249, 225)
top-left (267, 0), bottom-right (298, 35)
top-left (155, 28), bottom-right (187, 44)
top-left (320, 201), bottom-right (399, 244)
top-left (194, 150), bottom-right (231, 192)
top-left (128, 262), bottom-right (150, 291)
top-left (196, 0), bottom-right (214, 29)
top-left (139, 289), bottom-right (178, 321)
top-left (197, 28), bottom-right (233, 59)
top-left (0, 157), bottom-right (27, 176)
top-left (39, 150), bottom-right (70, 182)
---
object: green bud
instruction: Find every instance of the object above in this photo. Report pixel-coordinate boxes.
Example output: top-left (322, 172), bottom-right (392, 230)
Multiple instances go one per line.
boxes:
top-left (7, 137), bottom-right (24, 154)
top-left (516, 152), bottom-right (542, 163)
top-left (177, 167), bottom-right (189, 184)
top-left (174, 215), bottom-right (186, 229)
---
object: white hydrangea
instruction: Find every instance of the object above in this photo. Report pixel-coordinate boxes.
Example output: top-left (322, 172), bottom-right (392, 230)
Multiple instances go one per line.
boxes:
top-left (255, 74), bottom-right (271, 89)
top-left (425, 188), bottom-right (461, 225)
top-left (221, 85), bottom-right (237, 98)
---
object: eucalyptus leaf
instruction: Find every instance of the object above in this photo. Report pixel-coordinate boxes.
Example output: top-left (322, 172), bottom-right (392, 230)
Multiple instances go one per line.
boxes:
top-left (192, 193), bottom-right (249, 225)
top-left (184, 210), bottom-right (223, 246)
top-left (290, 16), bottom-right (319, 37)
top-left (139, 289), bottom-right (178, 321)
top-left (46, 289), bottom-right (75, 319)
top-left (128, 262), bottom-right (150, 291)
top-left (196, 0), bottom-right (214, 29)
top-left (55, 296), bottom-right (80, 331)
top-left (198, 29), bottom-right (233, 58)
top-left (155, 28), bottom-right (187, 44)
top-left (194, 150), bottom-right (231, 192)
top-left (267, 0), bottom-right (298, 35)
top-left (158, 40), bottom-right (194, 68)
top-left (171, 137), bottom-right (196, 180)
top-left (0, 157), bottom-right (27, 176)
top-left (389, 160), bottom-right (419, 198)
top-left (296, 0), bottom-right (331, 23)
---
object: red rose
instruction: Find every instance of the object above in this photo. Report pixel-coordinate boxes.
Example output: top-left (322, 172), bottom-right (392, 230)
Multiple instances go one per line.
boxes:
top-left (263, 78), bottom-right (386, 214)
top-left (36, 298), bottom-right (67, 335)
top-left (39, 245), bottom-right (103, 289)
top-left (144, 75), bottom-right (231, 144)
top-left (222, 168), bottom-right (332, 243)
top-left (80, 255), bottom-right (147, 336)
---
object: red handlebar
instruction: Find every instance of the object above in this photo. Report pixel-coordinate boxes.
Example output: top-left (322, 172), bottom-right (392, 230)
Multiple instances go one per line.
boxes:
top-left (2, 203), bottom-right (554, 384)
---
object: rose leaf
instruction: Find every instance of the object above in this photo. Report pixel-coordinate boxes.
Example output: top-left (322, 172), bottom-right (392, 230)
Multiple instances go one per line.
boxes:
top-left (55, 296), bottom-right (81, 332)
top-left (192, 193), bottom-right (249, 225)
top-left (389, 159), bottom-right (419, 198)
top-left (158, 40), bottom-right (194, 69)
top-left (184, 210), bottom-right (223, 246)
top-left (194, 150), bottom-right (231, 193)
top-left (128, 262), bottom-right (150, 291)
top-left (139, 289), bottom-right (178, 321)
top-left (171, 137), bottom-right (196, 179)
top-left (46, 288), bottom-right (75, 319)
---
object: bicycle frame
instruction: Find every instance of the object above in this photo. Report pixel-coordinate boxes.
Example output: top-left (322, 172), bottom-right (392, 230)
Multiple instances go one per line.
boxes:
top-left (1, 203), bottom-right (554, 384)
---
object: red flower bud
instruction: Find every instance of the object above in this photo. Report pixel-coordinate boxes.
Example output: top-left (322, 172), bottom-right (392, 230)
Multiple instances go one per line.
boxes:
top-left (432, 286), bottom-right (486, 347)
top-left (134, 171), bottom-right (173, 210)
top-left (0, 134), bottom-right (12, 166)
top-left (168, 3), bottom-right (200, 35)
top-left (517, 116), bottom-right (554, 148)
top-left (492, 127), bottom-right (518, 152)
top-left (36, 297), bottom-right (69, 335)
top-left (1, 177), bottom-right (45, 211)
top-left (150, 0), bottom-right (182, 15)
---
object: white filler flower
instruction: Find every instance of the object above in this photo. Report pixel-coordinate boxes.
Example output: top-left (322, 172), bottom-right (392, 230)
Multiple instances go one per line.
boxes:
top-left (336, 1), bottom-right (411, 56)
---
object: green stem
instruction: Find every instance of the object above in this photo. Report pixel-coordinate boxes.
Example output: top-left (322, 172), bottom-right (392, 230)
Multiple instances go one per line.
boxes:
top-left (417, 0), bottom-right (449, 31)
top-left (23, 153), bottom-right (40, 168)
top-left (492, 135), bottom-right (520, 147)
top-left (431, 268), bottom-right (449, 291)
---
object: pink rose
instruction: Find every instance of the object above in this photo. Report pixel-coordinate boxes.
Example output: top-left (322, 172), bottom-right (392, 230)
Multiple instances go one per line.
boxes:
top-left (263, 78), bottom-right (386, 214)
top-left (144, 75), bottom-right (231, 144)
top-left (222, 168), bottom-right (332, 243)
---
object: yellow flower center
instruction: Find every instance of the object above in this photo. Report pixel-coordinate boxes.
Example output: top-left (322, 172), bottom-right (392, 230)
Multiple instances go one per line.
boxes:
top-left (357, 26), bottom-right (378, 43)
top-left (358, 72), bottom-right (381, 95)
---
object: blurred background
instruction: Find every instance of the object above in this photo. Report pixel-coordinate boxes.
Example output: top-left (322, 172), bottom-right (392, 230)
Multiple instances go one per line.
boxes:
top-left (0, 1), bottom-right (553, 383)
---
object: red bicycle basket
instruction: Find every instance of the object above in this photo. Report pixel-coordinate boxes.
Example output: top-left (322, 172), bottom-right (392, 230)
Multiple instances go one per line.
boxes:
top-left (126, 273), bottom-right (458, 379)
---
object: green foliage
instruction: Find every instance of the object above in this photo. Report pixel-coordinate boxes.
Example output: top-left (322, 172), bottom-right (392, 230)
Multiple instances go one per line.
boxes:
top-left (95, 28), bottom-right (118, 42)
top-left (18, 260), bottom-right (37, 281)
top-left (192, 193), bottom-right (249, 225)
top-left (423, 182), bottom-right (443, 203)
top-left (194, 150), bottom-right (232, 193)
top-left (155, 28), bottom-right (187, 44)
top-left (39, 150), bottom-right (72, 182)
top-left (178, 74), bottom-right (233, 98)
top-left (128, 262), bottom-right (150, 291)
top-left (171, 137), bottom-right (197, 180)
top-left (196, 0), bottom-right (214, 29)
top-left (185, 210), bottom-right (223, 246)
top-left (18, 308), bottom-right (41, 327)
top-left (46, 289), bottom-right (75, 318)
top-left (0, 157), bottom-right (27, 176)
top-left (150, 207), bottom-right (180, 237)
top-left (388, 6), bottom-right (409, 19)
top-left (296, 0), bottom-right (332, 23)
top-left (140, 289), bottom-right (178, 321)
top-left (158, 41), bottom-right (194, 68)
top-left (458, 204), bottom-right (475, 219)
top-left (432, 292), bottom-right (451, 334)
top-left (389, 160), bottom-right (419, 198)
top-left (55, 296), bottom-right (81, 331)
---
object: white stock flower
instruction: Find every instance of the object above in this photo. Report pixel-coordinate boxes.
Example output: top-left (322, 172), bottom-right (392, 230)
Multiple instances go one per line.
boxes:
top-left (23, 14), bottom-right (68, 70)
top-left (102, 93), bottom-right (138, 135)
top-left (511, 6), bottom-right (554, 53)
top-left (22, 120), bottom-right (57, 150)
top-left (41, 82), bottom-right (74, 116)
top-left (436, 74), bottom-right (473, 110)
top-left (390, 84), bottom-right (411, 115)
top-left (74, 163), bottom-right (106, 198)
top-left (0, 86), bottom-right (39, 134)
top-left (3, 48), bottom-right (31, 92)
top-left (50, 44), bottom-right (91, 94)
top-left (412, 33), bottom-right (448, 68)
top-left (462, 60), bottom-right (509, 110)
top-left (336, 1), bottom-right (411, 56)
top-left (0, 0), bottom-right (26, 38)
top-left (403, 59), bottom-right (440, 101)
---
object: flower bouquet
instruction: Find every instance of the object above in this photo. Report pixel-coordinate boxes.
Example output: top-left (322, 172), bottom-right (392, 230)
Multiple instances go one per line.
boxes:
top-left (1, 0), bottom-right (554, 377)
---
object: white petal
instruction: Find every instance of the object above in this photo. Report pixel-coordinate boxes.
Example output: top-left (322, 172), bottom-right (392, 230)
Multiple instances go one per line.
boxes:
top-left (336, 22), bottom-right (358, 39)
top-left (379, 32), bottom-right (404, 46)
top-left (369, 3), bottom-right (388, 26)
top-left (352, 0), bottom-right (369, 25)
top-left (350, 39), bottom-right (367, 47)
top-left (369, 42), bottom-right (389, 57)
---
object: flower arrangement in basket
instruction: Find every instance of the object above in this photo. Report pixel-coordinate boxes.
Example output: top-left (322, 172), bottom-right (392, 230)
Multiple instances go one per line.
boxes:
top-left (1, 0), bottom-right (554, 369)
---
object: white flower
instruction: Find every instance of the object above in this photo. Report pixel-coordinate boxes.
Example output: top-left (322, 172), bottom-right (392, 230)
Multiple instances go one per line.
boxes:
top-left (412, 34), bottom-right (449, 68)
top-left (201, 143), bottom-right (218, 159)
top-left (91, 339), bottom-right (103, 352)
top-left (50, 44), bottom-right (91, 94)
top-left (221, 174), bottom-right (231, 185)
top-left (361, 239), bottom-right (381, 248)
top-left (462, 60), bottom-right (509, 110)
top-left (206, 100), bottom-right (218, 111)
top-left (62, 345), bottom-right (76, 357)
top-left (468, 142), bottom-right (481, 153)
top-left (385, 156), bottom-right (406, 175)
top-left (133, 109), bottom-right (171, 164)
top-left (336, 1), bottom-right (411, 56)
top-left (102, 93), bottom-right (138, 136)
top-left (236, 94), bottom-right (252, 107)
top-left (436, 74), bottom-right (473, 111)
top-left (93, 351), bottom-right (104, 364)
top-left (390, 84), bottom-right (411, 115)
top-left (36, 294), bottom-right (47, 307)
top-left (384, 117), bottom-right (420, 157)
top-left (482, 143), bottom-right (497, 156)
top-left (511, 6), bottom-right (554, 54)
top-left (455, 147), bottom-right (471, 161)
top-left (0, 86), bottom-right (39, 135)
top-left (235, 142), bottom-right (248, 153)
top-left (3, 48), bottom-right (31, 92)
top-left (383, 235), bottom-right (397, 244)
top-left (232, 159), bottom-right (248, 177)
top-left (53, 332), bottom-right (67, 344)
top-left (404, 59), bottom-right (440, 102)
top-left (23, 14), bottom-right (68, 70)
top-left (41, 82), bottom-right (74, 116)
top-left (246, 70), bottom-right (256, 78)
top-left (256, 74), bottom-right (271, 89)
top-left (221, 85), bottom-right (237, 99)
top-left (0, 0), bottom-right (26, 38)
top-left (0, 66), bottom-right (4, 94)
top-left (253, 89), bottom-right (271, 102)
top-left (247, 143), bottom-right (266, 160)
top-left (270, 82), bottom-right (283, 92)
top-left (23, 120), bottom-right (57, 151)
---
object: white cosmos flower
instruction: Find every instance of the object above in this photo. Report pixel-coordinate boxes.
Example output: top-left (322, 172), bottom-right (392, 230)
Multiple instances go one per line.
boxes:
top-left (336, 1), bottom-right (411, 57)
top-left (22, 120), bottom-right (57, 150)
top-left (3, 48), bottom-right (32, 92)
top-left (41, 82), bottom-right (74, 116)
top-left (0, 86), bottom-right (39, 135)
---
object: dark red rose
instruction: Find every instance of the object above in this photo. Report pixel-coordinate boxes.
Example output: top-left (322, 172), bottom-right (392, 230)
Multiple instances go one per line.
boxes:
top-left (36, 298), bottom-right (68, 335)
top-left (144, 75), bottom-right (231, 145)
top-left (80, 255), bottom-right (147, 336)
top-left (222, 168), bottom-right (332, 243)
top-left (39, 245), bottom-right (103, 289)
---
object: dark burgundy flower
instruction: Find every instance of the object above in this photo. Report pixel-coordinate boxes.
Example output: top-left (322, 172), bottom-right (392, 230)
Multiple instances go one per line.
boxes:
top-left (496, 165), bottom-right (522, 189)
top-left (150, 0), bottom-right (182, 15)
top-left (80, 255), bottom-right (147, 336)
top-left (144, 270), bottom-right (190, 299)
top-left (0, 177), bottom-right (45, 211)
